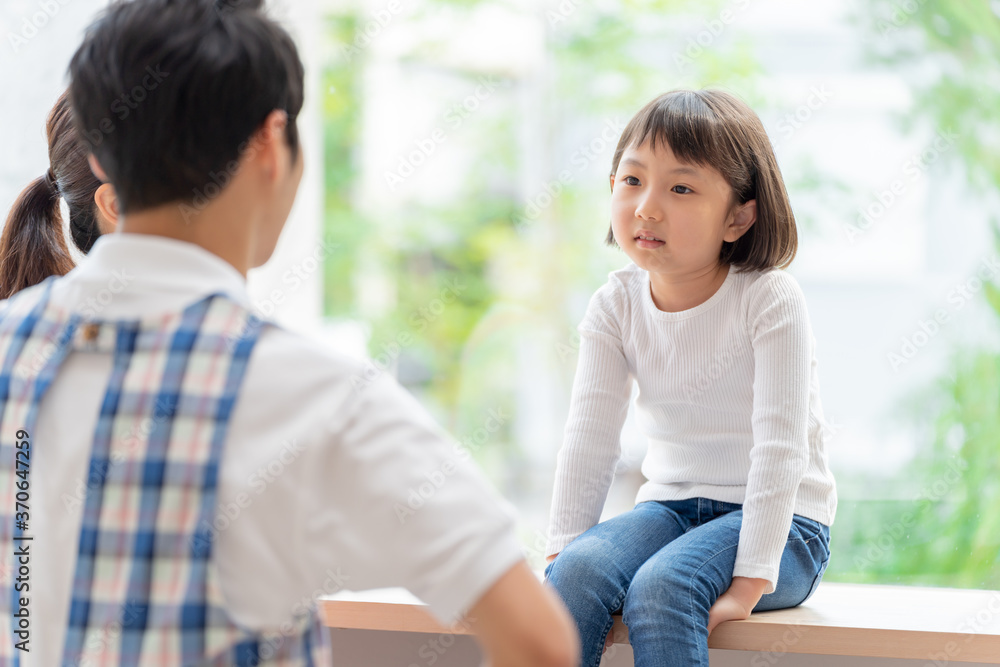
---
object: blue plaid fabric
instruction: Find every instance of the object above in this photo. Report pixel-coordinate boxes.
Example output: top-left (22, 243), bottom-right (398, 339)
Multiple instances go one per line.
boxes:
top-left (0, 278), bottom-right (330, 665)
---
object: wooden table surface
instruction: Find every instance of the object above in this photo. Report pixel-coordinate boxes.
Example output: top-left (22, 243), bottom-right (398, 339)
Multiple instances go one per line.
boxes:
top-left (321, 582), bottom-right (1000, 663)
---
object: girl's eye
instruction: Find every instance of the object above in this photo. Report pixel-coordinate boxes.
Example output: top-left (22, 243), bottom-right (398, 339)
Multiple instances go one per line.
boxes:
top-left (624, 176), bottom-right (641, 186)
top-left (672, 185), bottom-right (693, 194)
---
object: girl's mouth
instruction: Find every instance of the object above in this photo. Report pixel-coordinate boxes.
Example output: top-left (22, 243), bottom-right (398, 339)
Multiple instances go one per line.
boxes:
top-left (635, 232), bottom-right (664, 248)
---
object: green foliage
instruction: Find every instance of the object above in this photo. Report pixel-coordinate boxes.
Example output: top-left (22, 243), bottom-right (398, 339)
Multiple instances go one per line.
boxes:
top-left (826, 0), bottom-right (1000, 589)
top-left (826, 343), bottom-right (1000, 589)
top-left (322, 14), bottom-right (366, 318)
top-left (317, 1), bottom-right (907, 518)
top-left (364, 194), bottom-right (522, 431)
top-left (856, 0), bottom-right (1000, 191)
top-left (320, 0), bottom-right (779, 438)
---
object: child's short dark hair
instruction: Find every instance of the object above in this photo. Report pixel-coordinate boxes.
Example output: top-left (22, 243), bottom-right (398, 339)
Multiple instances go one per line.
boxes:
top-left (607, 89), bottom-right (797, 271)
top-left (68, 0), bottom-right (304, 215)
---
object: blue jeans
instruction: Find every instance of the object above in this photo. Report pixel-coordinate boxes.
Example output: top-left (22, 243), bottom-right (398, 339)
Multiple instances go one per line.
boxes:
top-left (544, 498), bottom-right (830, 667)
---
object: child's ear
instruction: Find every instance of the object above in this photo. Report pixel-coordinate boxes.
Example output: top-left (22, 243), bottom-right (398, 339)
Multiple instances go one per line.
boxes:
top-left (250, 109), bottom-right (291, 182)
top-left (93, 183), bottom-right (119, 233)
top-left (609, 174), bottom-right (615, 192)
top-left (724, 199), bottom-right (757, 243)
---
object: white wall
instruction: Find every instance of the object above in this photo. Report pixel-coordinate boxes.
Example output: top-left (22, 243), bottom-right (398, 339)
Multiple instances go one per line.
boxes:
top-left (0, 0), bottom-right (328, 336)
top-left (0, 0), bottom-right (111, 212)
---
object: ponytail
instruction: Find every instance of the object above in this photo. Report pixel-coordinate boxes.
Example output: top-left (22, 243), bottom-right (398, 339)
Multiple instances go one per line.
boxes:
top-left (68, 204), bottom-right (102, 254)
top-left (0, 91), bottom-right (106, 300)
top-left (0, 170), bottom-right (75, 299)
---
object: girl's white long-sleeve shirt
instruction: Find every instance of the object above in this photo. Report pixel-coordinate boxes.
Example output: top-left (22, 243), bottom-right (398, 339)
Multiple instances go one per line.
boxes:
top-left (546, 263), bottom-right (837, 592)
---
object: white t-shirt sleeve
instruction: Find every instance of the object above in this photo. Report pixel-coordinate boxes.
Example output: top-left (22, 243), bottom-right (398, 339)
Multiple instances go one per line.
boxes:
top-left (546, 280), bottom-right (632, 556)
top-left (735, 270), bottom-right (813, 591)
top-left (299, 371), bottom-right (525, 626)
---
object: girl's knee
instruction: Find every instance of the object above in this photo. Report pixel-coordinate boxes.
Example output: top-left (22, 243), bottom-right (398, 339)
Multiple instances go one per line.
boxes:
top-left (624, 558), bottom-right (722, 613)
top-left (547, 538), bottom-right (633, 614)
top-left (625, 561), bottom-right (683, 608)
top-left (548, 538), bottom-right (611, 584)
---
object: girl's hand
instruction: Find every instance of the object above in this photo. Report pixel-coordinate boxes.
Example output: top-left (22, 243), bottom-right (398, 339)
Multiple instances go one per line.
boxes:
top-left (602, 630), bottom-right (614, 655)
top-left (707, 577), bottom-right (768, 635)
top-left (545, 553), bottom-right (559, 563)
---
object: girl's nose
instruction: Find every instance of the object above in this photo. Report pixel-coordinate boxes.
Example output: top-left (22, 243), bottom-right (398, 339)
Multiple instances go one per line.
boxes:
top-left (635, 194), bottom-right (661, 221)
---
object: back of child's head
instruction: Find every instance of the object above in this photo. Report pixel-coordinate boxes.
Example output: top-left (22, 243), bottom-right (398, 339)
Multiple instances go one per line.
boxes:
top-left (68, 0), bottom-right (304, 215)
top-left (608, 89), bottom-right (797, 271)
top-left (0, 92), bottom-right (104, 300)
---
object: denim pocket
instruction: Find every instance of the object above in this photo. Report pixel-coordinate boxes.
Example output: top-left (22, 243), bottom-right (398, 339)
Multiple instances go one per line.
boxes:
top-left (793, 515), bottom-right (825, 542)
top-left (801, 556), bottom-right (829, 605)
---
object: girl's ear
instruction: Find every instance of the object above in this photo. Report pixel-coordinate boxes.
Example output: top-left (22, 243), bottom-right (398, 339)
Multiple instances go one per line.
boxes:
top-left (93, 183), bottom-right (119, 233)
top-left (609, 173), bottom-right (615, 192)
top-left (724, 199), bottom-right (757, 243)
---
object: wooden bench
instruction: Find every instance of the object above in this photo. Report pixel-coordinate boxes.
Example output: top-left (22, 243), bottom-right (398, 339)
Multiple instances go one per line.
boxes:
top-left (320, 582), bottom-right (1000, 663)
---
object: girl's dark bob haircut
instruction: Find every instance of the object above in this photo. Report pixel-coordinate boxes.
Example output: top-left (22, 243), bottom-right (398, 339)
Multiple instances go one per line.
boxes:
top-left (607, 89), bottom-right (797, 271)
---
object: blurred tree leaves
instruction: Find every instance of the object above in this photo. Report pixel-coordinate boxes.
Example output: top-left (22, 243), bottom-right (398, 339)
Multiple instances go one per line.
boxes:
top-left (319, 0), bottom-right (773, 443)
top-left (825, 0), bottom-right (1000, 589)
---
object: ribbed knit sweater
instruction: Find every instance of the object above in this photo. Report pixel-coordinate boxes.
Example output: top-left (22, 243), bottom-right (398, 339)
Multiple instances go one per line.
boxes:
top-left (546, 263), bottom-right (837, 591)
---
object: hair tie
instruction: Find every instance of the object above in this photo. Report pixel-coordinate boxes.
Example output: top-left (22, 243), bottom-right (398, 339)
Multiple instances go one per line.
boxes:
top-left (44, 168), bottom-right (60, 196)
